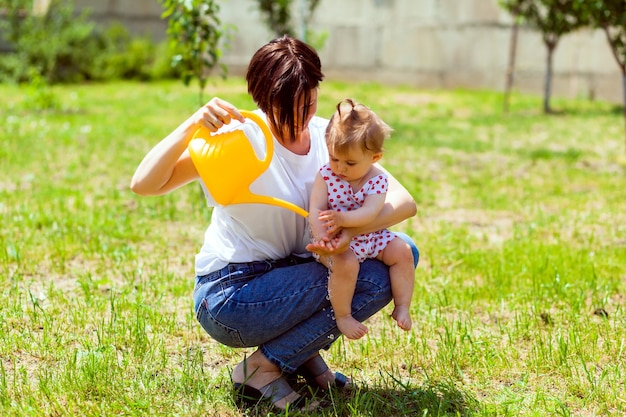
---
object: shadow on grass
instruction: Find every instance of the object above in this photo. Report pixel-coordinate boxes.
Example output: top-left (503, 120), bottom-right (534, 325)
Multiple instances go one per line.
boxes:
top-left (545, 104), bottom-right (623, 117)
top-left (234, 379), bottom-right (480, 416)
top-left (526, 147), bottom-right (583, 163)
top-left (339, 380), bottom-right (480, 417)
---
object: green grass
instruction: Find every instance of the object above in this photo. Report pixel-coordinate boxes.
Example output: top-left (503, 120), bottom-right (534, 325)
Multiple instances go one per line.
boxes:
top-left (1, 78), bottom-right (625, 416)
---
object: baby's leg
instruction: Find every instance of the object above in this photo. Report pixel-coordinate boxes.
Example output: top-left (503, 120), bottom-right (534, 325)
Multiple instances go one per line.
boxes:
top-left (378, 237), bottom-right (415, 331)
top-left (320, 251), bottom-right (368, 340)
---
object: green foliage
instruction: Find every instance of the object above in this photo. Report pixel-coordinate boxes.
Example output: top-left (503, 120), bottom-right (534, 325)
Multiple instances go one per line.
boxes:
top-left (256, 0), bottom-right (294, 36)
top-left (583, 0), bottom-right (626, 70)
top-left (253, 0), bottom-right (323, 45)
top-left (499, 0), bottom-right (528, 18)
top-left (24, 68), bottom-right (60, 110)
top-left (0, 0), bottom-right (179, 84)
top-left (0, 0), bottom-right (31, 44)
top-left (0, 0), bottom-right (97, 83)
top-left (160, 0), bottom-right (228, 103)
top-left (521, 0), bottom-right (589, 47)
top-left (89, 23), bottom-right (180, 82)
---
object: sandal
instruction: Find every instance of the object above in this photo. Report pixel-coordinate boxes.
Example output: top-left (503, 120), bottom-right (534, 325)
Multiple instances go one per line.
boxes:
top-left (294, 354), bottom-right (352, 391)
top-left (233, 376), bottom-right (317, 412)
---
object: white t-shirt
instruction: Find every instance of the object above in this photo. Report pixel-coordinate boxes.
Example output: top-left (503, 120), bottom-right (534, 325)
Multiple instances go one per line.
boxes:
top-left (194, 110), bottom-right (329, 276)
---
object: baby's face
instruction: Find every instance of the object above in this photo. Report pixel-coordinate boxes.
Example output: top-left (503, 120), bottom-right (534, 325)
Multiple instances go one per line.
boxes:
top-left (328, 146), bottom-right (381, 183)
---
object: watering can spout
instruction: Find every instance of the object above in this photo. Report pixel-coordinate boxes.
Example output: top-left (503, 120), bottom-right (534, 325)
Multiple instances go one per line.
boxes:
top-left (234, 191), bottom-right (309, 218)
top-left (188, 110), bottom-right (309, 217)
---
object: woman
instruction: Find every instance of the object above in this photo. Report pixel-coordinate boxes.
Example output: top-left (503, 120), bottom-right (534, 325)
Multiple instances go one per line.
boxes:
top-left (130, 35), bottom-right (418, 412)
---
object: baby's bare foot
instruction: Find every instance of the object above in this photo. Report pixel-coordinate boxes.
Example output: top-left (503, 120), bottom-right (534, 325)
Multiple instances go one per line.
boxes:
top-left (336, 315), bottom-right (368, 339)
top-left (392, 306), bottom-right (412, 331)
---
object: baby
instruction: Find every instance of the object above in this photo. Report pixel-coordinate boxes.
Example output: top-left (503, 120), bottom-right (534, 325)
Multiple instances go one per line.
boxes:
top-left (308, 98), bottom-right (415, 339)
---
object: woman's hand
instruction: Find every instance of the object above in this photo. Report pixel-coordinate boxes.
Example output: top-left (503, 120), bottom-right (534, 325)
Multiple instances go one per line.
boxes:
top-left (195, 97), bottom-right (245, 132)
top-left (130, 97), bottom-right (245, 196)
top-left (306, 236), bottom-right (337, 255)
top-left (306, 228), bottom-right (353, 256)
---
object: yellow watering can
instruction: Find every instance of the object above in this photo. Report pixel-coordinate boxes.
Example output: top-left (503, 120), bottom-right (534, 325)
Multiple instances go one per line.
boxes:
top-left (188, 110), bottom-right (309, 217)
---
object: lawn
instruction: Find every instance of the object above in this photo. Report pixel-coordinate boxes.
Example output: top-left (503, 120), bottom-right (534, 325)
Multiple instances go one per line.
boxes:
top-left (1, 78), bottom-right (625, 416)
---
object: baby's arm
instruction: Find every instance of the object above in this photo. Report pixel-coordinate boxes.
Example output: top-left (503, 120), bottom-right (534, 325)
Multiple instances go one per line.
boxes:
top-left (319, 192), bottom-right (386, 234)
top-left (307, 166), bottom-right (416, 257)
top-left (320, 168), bottom-right (388, 234)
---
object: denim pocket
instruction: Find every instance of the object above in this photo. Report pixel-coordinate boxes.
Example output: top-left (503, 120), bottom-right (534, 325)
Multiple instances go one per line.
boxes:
top-left (196, 299), bottom-right (246, 348)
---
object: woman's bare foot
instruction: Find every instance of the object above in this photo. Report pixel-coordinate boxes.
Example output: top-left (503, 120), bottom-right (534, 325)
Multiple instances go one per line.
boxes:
top-left (391, 305), bottom-right (412, 331)
top-left (336, 315), bottom-right (368, 339)
top-left (232, 350), bottom-right (315, 411)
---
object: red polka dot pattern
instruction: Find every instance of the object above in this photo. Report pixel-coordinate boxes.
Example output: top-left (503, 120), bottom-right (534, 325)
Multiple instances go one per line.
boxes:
top-left (318, 164), bottom-right (395, 262)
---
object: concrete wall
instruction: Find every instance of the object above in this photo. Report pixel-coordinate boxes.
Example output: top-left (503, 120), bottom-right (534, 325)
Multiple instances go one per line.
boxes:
top-left (74, 0), bottom-right (625, 104)
top-left (74, 0), bottom-right (167, 40)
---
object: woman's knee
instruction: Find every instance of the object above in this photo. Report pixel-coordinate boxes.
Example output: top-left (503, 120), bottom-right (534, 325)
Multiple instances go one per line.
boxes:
top-left (393, 232), bottom-right (419, 268)
top-left (382, 237), bottom-right (415, 266)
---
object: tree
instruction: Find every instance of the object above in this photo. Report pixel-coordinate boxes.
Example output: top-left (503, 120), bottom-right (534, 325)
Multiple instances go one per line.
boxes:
top-left (0, 0), bottom-right (99, 84)
top-left (503, 0), bottom-right (589, 113)
top-left (583, 0), bottom-right (626, 144)
top-left (253, 0), bottom-right (321, 42)
top-left (499, 0), bottom-right (530, 112)
top-left (160, 0), bottom-right (227, 104)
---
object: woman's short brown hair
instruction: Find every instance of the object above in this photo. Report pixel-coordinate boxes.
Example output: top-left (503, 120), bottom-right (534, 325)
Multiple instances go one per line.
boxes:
top-left (246, 35), bottom-right (324, 142)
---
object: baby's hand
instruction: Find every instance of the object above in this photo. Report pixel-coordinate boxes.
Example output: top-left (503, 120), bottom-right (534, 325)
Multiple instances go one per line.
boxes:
top-left (319, 210), bottom-right (344, 235)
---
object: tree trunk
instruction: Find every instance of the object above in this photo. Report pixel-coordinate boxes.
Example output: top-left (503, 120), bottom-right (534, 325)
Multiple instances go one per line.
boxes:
top-left (612, 36), bottom-right (626, 149)
top-left (32, 0), bottom-right (52, 16)
top-left (298, 0), bottom-right (307, 41)
top-left (504, 20), bottom-right (519, 113)
top-left (601, 27), bottom-right (626, 150)
top-left (622, 72), bottom-right (626, 148)
top-left (544, 43), bottom-right (555, 114)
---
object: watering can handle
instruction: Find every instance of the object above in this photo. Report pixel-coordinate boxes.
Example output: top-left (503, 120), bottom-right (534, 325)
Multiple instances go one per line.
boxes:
top-left (237, 110), bottom-right (273, 165)
top-left (190, 110), bottom-right (273, 157)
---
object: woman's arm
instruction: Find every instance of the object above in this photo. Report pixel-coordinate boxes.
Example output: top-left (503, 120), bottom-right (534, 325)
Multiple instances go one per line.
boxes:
top-left (358, 164), bottom-right (417, 233)
top-left (306, 164), bottom-right (416, 255)
top-left (308, 173), bottom-right (330, 241)
top-left (130, 97), bottom-right (244, 196)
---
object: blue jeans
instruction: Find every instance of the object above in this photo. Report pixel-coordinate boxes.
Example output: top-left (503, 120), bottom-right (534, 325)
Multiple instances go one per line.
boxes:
top-left (193, 232), bottom-right (419, 373)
